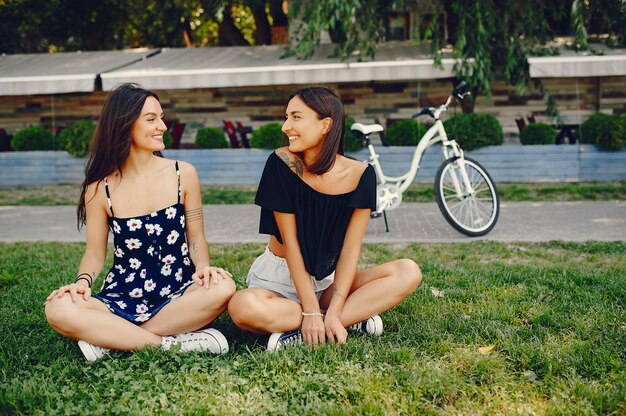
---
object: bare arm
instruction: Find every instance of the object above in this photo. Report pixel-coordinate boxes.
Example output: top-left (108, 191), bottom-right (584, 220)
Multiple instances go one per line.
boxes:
top-left (181, 162), bottom-right (231, 286)
top-left (46, 181), bottom-right (109, 302)
top-left (324, 208), bottom-right (371, 343)
top-left (274, 211), bottom-right (326, 347)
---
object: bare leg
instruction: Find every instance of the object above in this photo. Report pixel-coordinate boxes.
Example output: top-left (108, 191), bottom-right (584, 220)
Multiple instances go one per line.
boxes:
top-left (45, 279), bottom-right (235, 350)
top-left (319, 258), bottom-right (422, 327)
top-left (141, 278), bottom-right (236, 335)
top-left (228, 288), bottom-right (303, 334)
top-left (45, 295), bottom-right (162, 350)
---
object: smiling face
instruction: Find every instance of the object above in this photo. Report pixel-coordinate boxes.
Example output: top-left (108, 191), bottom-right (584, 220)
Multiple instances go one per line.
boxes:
top-left (130, 96), bottom-right (167, 153)
top-left (282, 95), bottom-right (332, 154)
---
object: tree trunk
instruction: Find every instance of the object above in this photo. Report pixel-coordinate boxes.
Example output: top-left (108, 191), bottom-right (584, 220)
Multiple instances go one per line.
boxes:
top-left (460, 87), bottom-right (478, 113)
top-left (251, 2), bottom-right (272, 45)
top-left (218, 9), bottom-right (250, 46)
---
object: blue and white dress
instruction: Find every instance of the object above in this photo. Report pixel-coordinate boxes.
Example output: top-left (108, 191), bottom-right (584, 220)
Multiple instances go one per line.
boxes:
top-left (93, 161), bottom-right (195, 323)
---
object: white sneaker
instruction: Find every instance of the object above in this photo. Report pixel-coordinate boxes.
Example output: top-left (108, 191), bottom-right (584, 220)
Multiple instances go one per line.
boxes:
top-left (77, 340), bottom-right (110, 362)
top-left (348, 315), bottom-right (383, 336)
top-left (162, 328), bottom-right (229, 355)
top-left (267, 329), bottom-right (302, 352)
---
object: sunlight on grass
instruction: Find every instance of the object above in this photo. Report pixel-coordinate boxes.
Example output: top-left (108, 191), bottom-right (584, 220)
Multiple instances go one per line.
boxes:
top-left (0, 242), bottom-right (624, 414)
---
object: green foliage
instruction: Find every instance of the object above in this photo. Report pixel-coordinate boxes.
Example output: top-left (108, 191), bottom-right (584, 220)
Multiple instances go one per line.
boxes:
top-left (579, 113), bottom-right (611, 145)
top-left (519, 123), bottom-right (556, 145)
top-left (195, 127), bottom-right (228, 149)
top-left (59, 120), bottom-right (95, 157)
top-left (579, 113), bottom-right (625, 151)
top-left (249, 123), bottom-right (288, 149)
top-left (2, 241), bottom-right (626, 414)
top-left (163, 130), bottom-right (173, 149)
top-left (10, 126), bottom-right (56, 151)
top-left (343, 117), bottom-right (363, 153)
top-left (596, 115), bottom-right (625, 152)
top-left (385, 119), bottom-right (427, 146)
top-left (286, 0), bottom-right (394, 60)
top-left (444, 113), bottom-right (503, 151)
top-left (610, 115), bottom-right (626, 151)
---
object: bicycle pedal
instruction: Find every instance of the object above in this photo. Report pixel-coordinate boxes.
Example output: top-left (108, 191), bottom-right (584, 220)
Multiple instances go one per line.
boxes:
top-left (370, 212), bottom-right (382, 219)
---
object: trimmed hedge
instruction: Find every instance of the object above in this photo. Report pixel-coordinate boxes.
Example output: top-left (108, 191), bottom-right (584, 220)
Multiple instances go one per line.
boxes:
top-left (579, 113), bottom-right (625, 151)
top-left (59, 120), bottom-right (95, 157)
top-left (385, 119), bottom-right (427, 146)
top-left (11, 126), bottom-right (56, 151)
top-left (196, 127), bottom-right (228, 149)
top-left (250, 123), bottom-right (288, 149)
top-left (520, 123), bottom-right (556, 145)
top-left (610, 115), bottom-right (626, 151)
top-left (443, 113), bottom-right (504, 151)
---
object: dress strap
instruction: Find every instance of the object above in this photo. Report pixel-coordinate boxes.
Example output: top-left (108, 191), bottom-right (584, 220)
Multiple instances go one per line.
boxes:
top-left (175, 160), bottom-right (181, 204)
top-left (103, 176), bottom-right (115, 217)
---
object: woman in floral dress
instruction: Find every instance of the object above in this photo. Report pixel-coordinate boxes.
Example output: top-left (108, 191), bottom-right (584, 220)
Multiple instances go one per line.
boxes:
top-left (45, 83), bottom-right (235, 361)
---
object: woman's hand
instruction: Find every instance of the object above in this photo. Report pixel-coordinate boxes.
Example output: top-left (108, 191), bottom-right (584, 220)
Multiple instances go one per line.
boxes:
top-left (192, 266), bottom-right (232, 288)
top-left (301, 315), bottom-right (326, 348)
top-left (324, 314), bottom-right (348, 345)
top-left (45, 282), bottom-right (91, 303)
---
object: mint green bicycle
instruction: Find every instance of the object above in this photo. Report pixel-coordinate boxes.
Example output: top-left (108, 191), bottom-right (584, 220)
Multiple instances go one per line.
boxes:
top-left (351, 82), bottom-right (500, 237)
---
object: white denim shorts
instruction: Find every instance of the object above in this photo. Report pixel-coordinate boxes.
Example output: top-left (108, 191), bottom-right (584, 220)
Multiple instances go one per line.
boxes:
top-left (246, 247), bottom-right (334, 303)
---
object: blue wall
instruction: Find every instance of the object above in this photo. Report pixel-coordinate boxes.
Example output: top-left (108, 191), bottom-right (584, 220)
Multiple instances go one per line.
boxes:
top-left (1, 145), bottom-right (625, 187)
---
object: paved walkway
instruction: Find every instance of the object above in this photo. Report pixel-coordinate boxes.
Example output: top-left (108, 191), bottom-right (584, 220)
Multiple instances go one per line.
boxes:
top-left (1, 201), bottom-right (625, 243)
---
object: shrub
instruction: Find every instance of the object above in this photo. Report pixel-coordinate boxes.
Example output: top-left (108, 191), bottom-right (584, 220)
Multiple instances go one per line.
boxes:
top-left (59, 120), bottom-right (96, 157)
top-left (598, 114), bottom-right (626, 150)
top-left (196, 127), bottom-right (228, 149)
top-left (386, 119), bottom-right (427, 146)
top-left (596, 115), bottom-right (625, 151)
top-left (343, 117), bottom-right (363, 152)
top-left (580, 113), bottom-right (625, 151)
top-left (579, 113), bottom-right (611, 145)
top-left (11, 126), bottom-right (55, 151)
top-left (250, 123), bottom-right (288, 149)
top-left (519, 123), bottom-right (556, 145)
top-left (443, 113), bottom-right (504, 151)
top-left (163, 130), bottom-right (173, 149)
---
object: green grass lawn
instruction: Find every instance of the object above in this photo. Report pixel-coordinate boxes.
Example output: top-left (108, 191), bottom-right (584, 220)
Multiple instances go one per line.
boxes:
top-left (1, 182), bottom-right (625, 205)
top-left (1, 241), bottom-right (624, 414)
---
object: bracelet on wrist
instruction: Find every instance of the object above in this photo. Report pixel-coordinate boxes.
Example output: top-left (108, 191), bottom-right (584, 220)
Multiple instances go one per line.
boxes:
top-left (75, 272), bottom-right (93, 285)
top-left (301, 311), bottom-right (324, 317)
top-left (74, 277), bottom-right (92, 288)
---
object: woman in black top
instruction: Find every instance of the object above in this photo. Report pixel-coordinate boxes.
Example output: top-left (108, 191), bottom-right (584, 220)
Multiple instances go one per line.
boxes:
top-left (228, 86), bottom-right (422, 350)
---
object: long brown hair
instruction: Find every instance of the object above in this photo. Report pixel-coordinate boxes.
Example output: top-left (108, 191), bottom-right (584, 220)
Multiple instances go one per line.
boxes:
top-left (288, 86), bottom-right (345, 175)
top-left (77, 83), bottom-right (160, 229)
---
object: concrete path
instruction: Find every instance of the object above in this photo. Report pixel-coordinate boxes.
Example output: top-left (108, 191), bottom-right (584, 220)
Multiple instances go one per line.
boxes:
top-left (1, 201), bottom-right (625, 243)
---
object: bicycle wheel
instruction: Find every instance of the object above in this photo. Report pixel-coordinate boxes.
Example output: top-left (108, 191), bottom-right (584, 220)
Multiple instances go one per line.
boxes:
top-left (434, 157), bottom-right (499, 236)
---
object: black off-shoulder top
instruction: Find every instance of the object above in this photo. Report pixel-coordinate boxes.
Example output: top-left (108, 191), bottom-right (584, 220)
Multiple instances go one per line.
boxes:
top-left (255, 152), bottom-right (376, 280)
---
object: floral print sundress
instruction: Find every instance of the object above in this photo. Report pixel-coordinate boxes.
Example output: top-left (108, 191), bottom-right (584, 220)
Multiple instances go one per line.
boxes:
top-left (93, 161), bottom-right (195, 323)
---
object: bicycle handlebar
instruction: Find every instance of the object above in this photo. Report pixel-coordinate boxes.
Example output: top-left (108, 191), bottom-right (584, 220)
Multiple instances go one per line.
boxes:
top-left (412, 81), bottom-right (470, 119)
top-left (411, 108), bottom-right (434, 119)
top-left (452, 81), bottom-right (468, 99)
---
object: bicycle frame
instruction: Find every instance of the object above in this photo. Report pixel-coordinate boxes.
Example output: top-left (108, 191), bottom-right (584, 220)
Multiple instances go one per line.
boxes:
top-left (370, 119), bottom-right (468, 188)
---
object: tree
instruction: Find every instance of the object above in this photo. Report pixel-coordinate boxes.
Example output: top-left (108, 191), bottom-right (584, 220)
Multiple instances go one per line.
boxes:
top-left (0, 0), bottom-right (287, 52)
top-left (288, 0), bottom-right (626, 116)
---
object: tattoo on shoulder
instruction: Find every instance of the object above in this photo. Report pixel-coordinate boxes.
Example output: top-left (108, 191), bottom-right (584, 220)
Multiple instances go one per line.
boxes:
top-left (185, 207), bottom-right (203, 223)
top-left (277, 151), bottom-right (304, 178)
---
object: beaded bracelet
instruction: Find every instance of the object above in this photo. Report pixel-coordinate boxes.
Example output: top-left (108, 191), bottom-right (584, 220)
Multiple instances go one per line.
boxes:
top-left (301, 312), bottom-right (324, 317)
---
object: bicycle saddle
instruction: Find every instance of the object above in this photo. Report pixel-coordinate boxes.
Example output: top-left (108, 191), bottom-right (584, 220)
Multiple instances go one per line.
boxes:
top-left (351, 123), bottom-right (384, 135)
